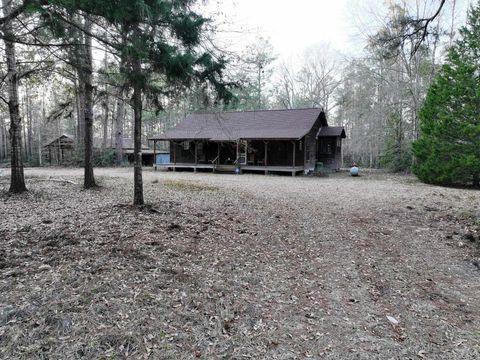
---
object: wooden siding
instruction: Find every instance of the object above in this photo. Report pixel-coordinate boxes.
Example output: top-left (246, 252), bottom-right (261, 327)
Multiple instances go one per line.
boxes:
top-left (317, 136), bottom-right (342, 170)
top-left (303, 115), bottom-right (324, 170)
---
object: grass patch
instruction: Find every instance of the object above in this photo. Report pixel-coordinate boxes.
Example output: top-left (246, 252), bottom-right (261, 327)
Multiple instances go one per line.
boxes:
top-left (163, 179), bottom-right (218, 192)
top-left (454, 208), bottom-right (480, 226)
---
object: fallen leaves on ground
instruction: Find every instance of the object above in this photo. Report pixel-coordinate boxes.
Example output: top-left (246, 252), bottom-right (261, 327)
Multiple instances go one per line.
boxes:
top-left (0, 168), bottom-right (479, 359)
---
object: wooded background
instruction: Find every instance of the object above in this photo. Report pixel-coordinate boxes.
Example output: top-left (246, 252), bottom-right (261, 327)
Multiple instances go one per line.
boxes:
top-left (0, 0), bottom-right (466, 172)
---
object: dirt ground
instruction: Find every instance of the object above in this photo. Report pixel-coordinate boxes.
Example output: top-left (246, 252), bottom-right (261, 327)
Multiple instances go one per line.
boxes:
top-left (1, 167), bottom-right (479, 360)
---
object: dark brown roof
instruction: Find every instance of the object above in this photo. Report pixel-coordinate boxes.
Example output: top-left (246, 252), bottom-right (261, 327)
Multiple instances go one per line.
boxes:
top-left (317, 127), bottom-right (346, 138)
top-left (149, 108), bottom-right (327, 141)
top-left (44, 134), bottom-right (75, 147)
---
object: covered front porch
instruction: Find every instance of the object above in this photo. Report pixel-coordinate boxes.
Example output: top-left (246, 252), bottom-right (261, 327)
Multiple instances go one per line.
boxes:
top-left (150, 139), bottom-right (305, 176)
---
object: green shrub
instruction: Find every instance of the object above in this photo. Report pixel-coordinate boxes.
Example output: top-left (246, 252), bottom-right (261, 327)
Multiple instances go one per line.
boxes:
top-left (94, 149), bottom-right (116, 167)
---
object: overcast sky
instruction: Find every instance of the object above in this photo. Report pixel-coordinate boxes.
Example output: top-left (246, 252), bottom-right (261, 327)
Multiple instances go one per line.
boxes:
top-left (205, 0), bottom-right (473, 61)
top-left (207, 0), bottom-right (352, 58)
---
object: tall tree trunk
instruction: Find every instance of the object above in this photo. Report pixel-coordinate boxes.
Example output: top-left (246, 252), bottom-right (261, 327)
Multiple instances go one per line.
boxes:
top-left (102, 100), bottom-right (110, 149)
top-left (74, 77), bottom-right (83, 146)
top-left (257, 66), bottom-right (262, 110)
top-left (22, 118), bottom-right (27, 159)
top-left (102, 49), bottom-right (109, 150)
top-left (23, 82), bottom-right (33, 160)
top-left (114, 39), bottom-right (127, 166)
top-left (0, 118), bottom-right (3, 160)
top-left (39, 87), bottom-right (46, 166)
top-left (0, 117), bottom-right (5, 160)
top-left (77, 81), bottom-right (86, 149)
top-left (2, 0), bottom-right (27, 193)
top-left (37, 121), bottom-right (42, 166)
top-left (27, 85), bottom-right (33, 159)
top-left (114, 88), bottom-right (125, 165)
top-left (83, 17), bottom-right (96, 188)
top-left (73, 22), bottom-right (86, 153)
top-left (103, 98), bottom-right (109, 149)
top-left (132, 47), bottom-right (144, 205)
top-left (3, 121), bottom-right (7, 160)
top-left (110, 100), bottom-right (115, 148)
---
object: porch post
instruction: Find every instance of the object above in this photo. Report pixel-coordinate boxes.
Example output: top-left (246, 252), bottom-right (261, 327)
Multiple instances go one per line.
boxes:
top-left (303, 136), bottom-right (308, 169)
top-left (173, 141), bottom-right (177, 172)
top-left (292, 140), bottom-right (296, 177)
top-left (215, 142), bottom-right (220, 173)
top-left (173, 141), bottom-right (176, 164)
top-left (340, 138), bottom-right (344, 169)
top-left (264, 141), bottom-right (268, 175)
top-left (153, 140), bottom-right (157, 171)
top-left (334, 138), bottom-right (339, 170)
top-left (57, 138), bottom-right (61, 165)
top-left (236, 140), bottom-right (241, 174)
top-left (194, 141), bottom-right (198, 173)
top-left (236, 140), bottom-right (239, 163)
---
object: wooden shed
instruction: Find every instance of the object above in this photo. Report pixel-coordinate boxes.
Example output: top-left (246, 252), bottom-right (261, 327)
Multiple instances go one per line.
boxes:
top-left (120, 139), bottom-right (155, 166)
top-left (93, 138), bottom-right (154, 166)
top-left (44, 134), bottom-right (75, 165)
top-left (149, 108), bottom-right (346, 176)
top-left (43, 135), bottom-right (155, 166)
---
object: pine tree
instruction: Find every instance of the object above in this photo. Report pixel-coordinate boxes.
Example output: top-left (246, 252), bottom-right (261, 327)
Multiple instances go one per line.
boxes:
top-left (412, 3), bottom-right (480, 187)
top-left (2, 0), bottom-right (27, 193)
top-left (35, 10), bottom-right (97, 188)
top-left (35, 0), bottom-right (233, 204)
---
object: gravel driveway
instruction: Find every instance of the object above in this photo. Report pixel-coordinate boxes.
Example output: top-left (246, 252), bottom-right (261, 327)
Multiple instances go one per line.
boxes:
top-left (1, 167), bottom-right (479, 359)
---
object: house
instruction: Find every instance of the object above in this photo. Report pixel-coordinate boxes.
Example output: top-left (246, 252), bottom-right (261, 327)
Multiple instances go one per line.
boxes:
top-left (149, 108), bottom-right (346, 176)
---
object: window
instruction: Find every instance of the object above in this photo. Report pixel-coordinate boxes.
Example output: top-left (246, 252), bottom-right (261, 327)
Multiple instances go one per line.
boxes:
top-left (299, 140), bottom-right (303, 151)
top-left (183, 141), bottom-right (190, 150)
top-left (319, 140), bottom-right (333, 154)
top-left (326, 143), bottom-right (332, 154)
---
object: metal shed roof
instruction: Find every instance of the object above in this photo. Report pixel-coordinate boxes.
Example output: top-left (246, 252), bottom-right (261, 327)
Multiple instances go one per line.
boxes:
top-left (150, 108), bottom-right (328, 141)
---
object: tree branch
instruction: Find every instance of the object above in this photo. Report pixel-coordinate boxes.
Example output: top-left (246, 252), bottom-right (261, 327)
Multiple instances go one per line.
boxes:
top-left (0, 0), bottom-right (31, 25)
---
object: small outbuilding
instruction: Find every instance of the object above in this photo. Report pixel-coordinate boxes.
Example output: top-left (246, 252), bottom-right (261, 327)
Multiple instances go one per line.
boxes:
top-left (93, 138), bottom-right (154, 166)
top-left (149, 108), bottom-right (346, 176)
top-left (43, 135), bottom-right (155, 166)
top-left (44, 134), bottom-right (75, 165)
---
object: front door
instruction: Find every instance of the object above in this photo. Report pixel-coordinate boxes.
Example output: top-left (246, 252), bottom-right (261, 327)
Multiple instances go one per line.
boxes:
top-left (237, 140), bottom-right (247, 165)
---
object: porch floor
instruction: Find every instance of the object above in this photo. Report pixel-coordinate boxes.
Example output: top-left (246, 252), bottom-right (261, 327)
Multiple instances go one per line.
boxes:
top-left (154, 163), bottom-right (305, 175)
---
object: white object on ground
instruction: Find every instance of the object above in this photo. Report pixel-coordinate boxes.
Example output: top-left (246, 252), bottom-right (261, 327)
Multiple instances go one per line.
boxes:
top-left (386, 315), bottom-right (399, 325)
